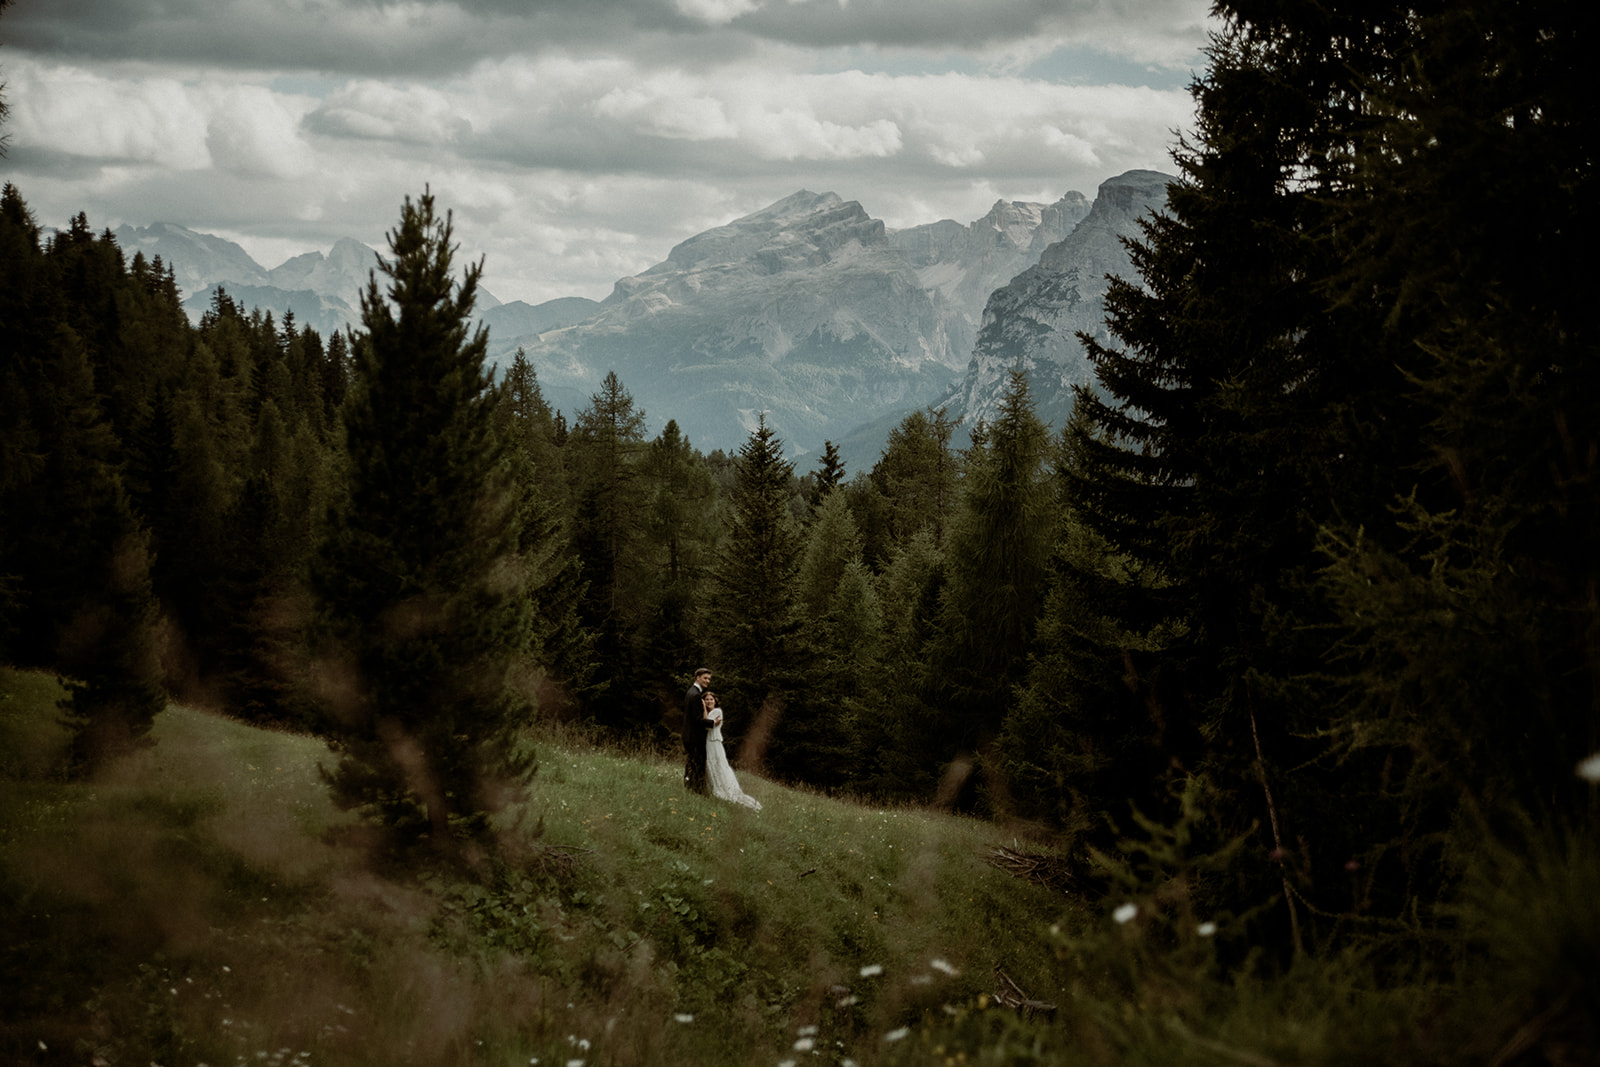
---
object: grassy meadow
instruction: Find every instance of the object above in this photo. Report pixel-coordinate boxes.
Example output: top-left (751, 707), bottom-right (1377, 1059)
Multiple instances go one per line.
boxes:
top-left (6, 667), bottom-right (1572, 1066)
top-left (1, 668), bottom-right (1087, 1066)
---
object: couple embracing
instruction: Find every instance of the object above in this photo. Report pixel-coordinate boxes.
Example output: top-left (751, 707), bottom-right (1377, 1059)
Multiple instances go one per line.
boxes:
top-left (681, 667), bottom-right (761, 810)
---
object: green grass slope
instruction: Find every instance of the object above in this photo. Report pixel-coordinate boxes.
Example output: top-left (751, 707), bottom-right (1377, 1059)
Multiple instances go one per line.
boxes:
top-left (8, 667), bottom-right (1566, 1065)
top-left (1, 669), bottom-right (1077, 1066)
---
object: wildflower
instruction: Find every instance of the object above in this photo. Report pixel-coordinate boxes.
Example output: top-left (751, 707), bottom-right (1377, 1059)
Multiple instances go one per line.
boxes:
top-left (1578, 752), bottom-right (1600, 782)
top-left (885, 1027), bottom-right (910, 1042)
top-left (797, 1025), bottom-right (818, 1037)
top-left (674, 1013), bottom-right (694, 1023)
top-left (930, 958), bottom-right (959, 977)
top-left (859, 964), bottom-right (883, 978)
top-left (1197, 922), bottom-right (1217, 937)
top-left (779, 1060), bottom-right (797, 1067)
top-left (836, 995), bottom-right (859, 1008)
top-left (1113, 902), bottom-right (1138, 924)
top-left (793, 1037), bottom-right (815, 1052)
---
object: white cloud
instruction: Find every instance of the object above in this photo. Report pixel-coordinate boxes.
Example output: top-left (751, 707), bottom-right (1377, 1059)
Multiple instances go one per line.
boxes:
top-left (7, 59), bottom-right (211, 169)
top-left (206, 85), bottom-right (317, 179)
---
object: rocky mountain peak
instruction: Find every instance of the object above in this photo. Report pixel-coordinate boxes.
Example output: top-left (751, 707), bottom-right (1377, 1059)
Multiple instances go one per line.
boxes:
top-left (937, 169), bottom-right (1175, 439)
top-left (645, 190), bottom-right (878, 280)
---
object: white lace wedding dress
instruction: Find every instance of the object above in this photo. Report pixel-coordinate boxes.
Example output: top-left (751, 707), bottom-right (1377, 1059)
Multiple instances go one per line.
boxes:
top-left (706, 714), bottom-right (761, 810)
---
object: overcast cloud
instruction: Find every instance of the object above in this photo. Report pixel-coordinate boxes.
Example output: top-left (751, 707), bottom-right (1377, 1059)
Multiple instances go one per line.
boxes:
top-left (1, 0), bottom-right (1214, 304)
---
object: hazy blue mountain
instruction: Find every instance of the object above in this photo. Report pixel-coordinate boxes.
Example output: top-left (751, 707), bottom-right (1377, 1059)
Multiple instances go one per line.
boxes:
top-left (113, 221), bottom-right (271, 295)
top-left (941, 170), bottom-right (1175, 443)
top-left (481, 297), bottom-right (601, 339)
top-left (180, 283), bottom-right (362, 339)
top-left (114, 223), bottom-right (507, 337)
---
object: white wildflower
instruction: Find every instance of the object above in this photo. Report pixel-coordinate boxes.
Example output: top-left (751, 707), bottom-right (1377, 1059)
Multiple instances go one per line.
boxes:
top-left (797, 1025), bottom-right (818, 1037)
top-left (674, 1013), bottom-right (694, 1023)
top-left (1577, 752), bottom-right (1600, 782)
top-left (859, 964), bottom-right (883, 978)
top-left (885, 1027), bottom-right (910, 1042)
top-left (1197, 922), bottom-right (1218, 937)
top-left (836, 995), bottom-right (859, 1008)
top-left (793, 1037), bottom-right (815, 1052)
top-left (1113, 902), bottom-right (1138, 924)
top-left (930, 958), bottom-right (959, 976)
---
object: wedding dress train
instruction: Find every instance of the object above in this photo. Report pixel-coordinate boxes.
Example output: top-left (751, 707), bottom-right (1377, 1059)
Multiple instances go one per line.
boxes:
top-left (706, 721), bottom-right (761, 810)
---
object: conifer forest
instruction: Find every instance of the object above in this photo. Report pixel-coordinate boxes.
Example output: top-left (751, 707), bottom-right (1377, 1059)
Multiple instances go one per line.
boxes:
top-left (2, 1), bottom-right (1596, 1063)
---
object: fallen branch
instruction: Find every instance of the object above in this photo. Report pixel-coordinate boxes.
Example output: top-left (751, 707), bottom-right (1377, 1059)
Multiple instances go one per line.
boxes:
top-left (985, 845), bottom-right (1080, 895)
top-left (992, 964), bottom-right (1057, 1019)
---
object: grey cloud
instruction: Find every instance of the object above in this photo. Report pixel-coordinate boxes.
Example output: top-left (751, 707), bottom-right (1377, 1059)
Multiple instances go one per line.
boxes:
top-left (4, 0), bottom-right (1200, 75)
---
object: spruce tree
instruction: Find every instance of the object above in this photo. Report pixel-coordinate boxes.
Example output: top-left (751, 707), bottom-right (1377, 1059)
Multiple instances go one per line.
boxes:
top-left (930, 365), bottom-right (1051, 808)
top-left (713, 414), bottom-right (800, 756)
top-left (491, 350), bottom-right (597, 717)
top-left (311, 190), bottom-right (533, 848)
top-left (567, 370), bottom-right (649, 724)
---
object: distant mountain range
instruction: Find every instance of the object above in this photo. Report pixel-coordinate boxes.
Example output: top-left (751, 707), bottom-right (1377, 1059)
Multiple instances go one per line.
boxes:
top-left (119, 171), bottom-right (1172, 466)
top-left (110, 223), bottom-right (501, 339)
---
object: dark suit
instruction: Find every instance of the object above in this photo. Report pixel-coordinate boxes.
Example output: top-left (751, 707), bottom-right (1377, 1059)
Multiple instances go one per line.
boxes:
top-left (682, 681), bottom-right (710, 794)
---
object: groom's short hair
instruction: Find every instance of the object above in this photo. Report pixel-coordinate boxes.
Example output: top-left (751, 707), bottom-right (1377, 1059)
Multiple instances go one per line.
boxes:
top-left (694, 667), bottom-right (711, 680)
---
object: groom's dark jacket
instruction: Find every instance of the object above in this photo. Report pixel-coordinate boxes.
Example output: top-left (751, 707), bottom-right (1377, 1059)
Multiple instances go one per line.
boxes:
top-left (682, 683), bottom-right (708, 754)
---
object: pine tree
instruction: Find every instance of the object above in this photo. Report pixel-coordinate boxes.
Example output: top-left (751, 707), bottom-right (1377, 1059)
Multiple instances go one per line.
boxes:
top-left (310, 190), bottom-right (534, 848)
top-left (787, 489), bottom-right (881, 786)
top-left (930, 366), bottom-right (1051, 808)
top-left (806, 440), bottom-right (846, 510)
top-left (713, 414), bottom-right (800, 748)
top-left (491, 350), bottom-right (597, 717)
top-left (868, 407), bottom-right (958, 559)
top-left (567, 370), bottom-right (649, 724)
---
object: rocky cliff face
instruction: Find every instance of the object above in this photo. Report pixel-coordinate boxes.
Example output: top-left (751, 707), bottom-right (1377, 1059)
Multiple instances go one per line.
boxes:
top-left (500, 191), bottom-right (975, 456)
top-left (888, 192), bottom-right (1090, 341)
top-left (941, 169), bottom-right (1173, 437)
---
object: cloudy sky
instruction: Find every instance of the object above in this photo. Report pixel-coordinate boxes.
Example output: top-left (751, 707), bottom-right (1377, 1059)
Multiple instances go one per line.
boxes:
top-left (1, 0), bottom-right (1214, 305)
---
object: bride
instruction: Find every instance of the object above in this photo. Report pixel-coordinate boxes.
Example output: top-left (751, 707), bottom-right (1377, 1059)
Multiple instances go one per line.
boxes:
top-left (702, 691), bottom-right (761, 810)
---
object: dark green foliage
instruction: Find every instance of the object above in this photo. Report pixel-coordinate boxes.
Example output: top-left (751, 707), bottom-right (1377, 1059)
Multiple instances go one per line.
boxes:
top-left (805, 439), bottom-right (846, 510)
top-left (786, 489), bottom-right (881, 788)
top-left (0, 186), bottom-right (166, 769)
top-left (711, 415), bottom-right (802, 772)
top-left (311, 190), bottom-right (535, 846)
top-left (1049, 0), bottom-right (1597, 1013)
top-left (931, 367), bottom-right (1052, 809)
top-left (863, 406), bottom-right (957, 567)
top-left (492, 351), bottom-right (598, 717)
top-left (567, 370), bottom-right (651, 726)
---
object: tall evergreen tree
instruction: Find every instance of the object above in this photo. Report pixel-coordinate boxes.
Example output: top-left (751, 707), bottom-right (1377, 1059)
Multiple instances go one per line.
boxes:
top-left (787, 489), bottom-right (881, 787)
top-left (567, 370), bottom-right (649, 724)
top-left (713, 414), bottom-right (800, 760)
top-left (931, 366), bottom-right (1051, 808)
top-left (867, 406), bottom-right (958, 563)
top-left (310, 190), bottom-right (534, 847)
top-left (491, 351), bottom-right (597, 717)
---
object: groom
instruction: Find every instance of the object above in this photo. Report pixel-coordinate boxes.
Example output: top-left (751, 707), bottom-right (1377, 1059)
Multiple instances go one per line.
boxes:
top-left (682, 667), bottom-right (714, 795)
